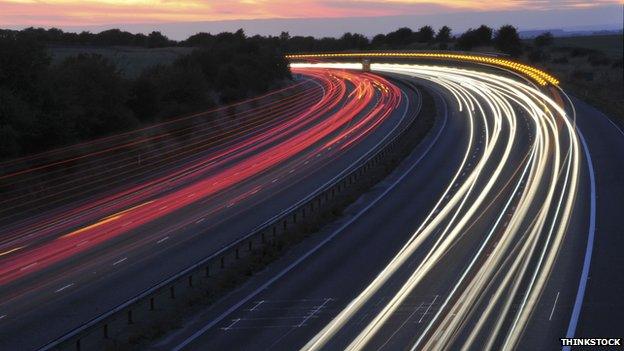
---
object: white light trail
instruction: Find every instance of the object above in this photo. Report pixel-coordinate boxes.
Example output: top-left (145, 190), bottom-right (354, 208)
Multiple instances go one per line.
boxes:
top-left (293, 62), bottom-right (582, 351)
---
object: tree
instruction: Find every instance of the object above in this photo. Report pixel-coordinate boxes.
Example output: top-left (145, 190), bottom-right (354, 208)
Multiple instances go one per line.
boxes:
top-left (147, 31), bottom-right (172, 48)
top-left (371, 34), bottom-right (387, 48)
top-left (534, 32), bottom-right (554, 47)
top-left (340, 32), bottom-right (369, 50)
top-left (456, 30), bottom-right (479, 50)
top-left (385, 27), bottom-right (415, 47)
top-left (435, 26), bottom-right (452, 43)
top-left (494, 25), bottom-right (523, 57)
top-left (47, 54), bottom-right (137, 138)
top-left (417, 26), bottom-right (435, 43)
top-left (0, 34), bottom-right (50, 98)
top-left (474, 25), bottom-right (493, 45)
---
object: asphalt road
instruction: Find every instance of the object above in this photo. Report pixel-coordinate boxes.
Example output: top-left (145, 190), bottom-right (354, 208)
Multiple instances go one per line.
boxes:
top-left (0, 69), bottom-right (418, 350)
top-left (157, 64), bottom-right (622, 351)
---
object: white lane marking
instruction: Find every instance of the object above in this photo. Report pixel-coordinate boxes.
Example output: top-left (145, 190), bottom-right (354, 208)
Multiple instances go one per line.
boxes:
top-left (172, 85), bottom-right (432, 351)
top-left (222, 318), bottom-right (241, 330)
top-left (289, 169), bottom-right (295, 174)
top-left (249, 300), bottom-right (265, 312)
top-left (272, 178), bottom-right (279, 183)
top-left (0, 315), bottom-right (6, 320)
top-left (195, 218), bottom-right (206, 224)
top-left (20, 262), bottom-right (37, 271)
top-left (378, 302), bottom-right (424, 349)
top-left (298, 298), bottom-right (332, 327)
top-left (113, 257), bottom-right (128, 266)
top-left (76, 240), bottom-right (89, 247)
top-left (418, 295), bottom-right (439, 324)
top-left (549, 291), bottom-right (560, 321)
top-left (55, 283), bottom-right (74, 293)
top-left (564, 123), bottom-right (597, 350)
top-left (157, 236), bottom-right (170, 244)
top-left (159, 206), bottom-right (168, 210)
top-left (187, 193), bottom-right (196, 198)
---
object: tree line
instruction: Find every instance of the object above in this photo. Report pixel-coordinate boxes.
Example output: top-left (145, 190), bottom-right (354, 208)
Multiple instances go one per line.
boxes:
top-left (1, 24), bottom-right (526, 160)
top-left (2, 24), bottom-right (524, 54)
top-left (0, 29), bottom-right (290, 160)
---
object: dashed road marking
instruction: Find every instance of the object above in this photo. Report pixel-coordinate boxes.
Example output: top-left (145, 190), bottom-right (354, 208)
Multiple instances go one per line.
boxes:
top-left (249, 300), bottom-right (265, 311)
top-left (55, 283), bottom-right (74, 293)
top-left (297, 298), bottom-right (332, 327)
top-left (222, 318), bottom-right (241, 330)
top-left (549, 291), bottom-right (560, 321)
top-left (113, 257), bottom-right (127, 266)
top-left (418, 295), bottom-right (438, 324)
top-left (157, 236), bottom-right (169, 244)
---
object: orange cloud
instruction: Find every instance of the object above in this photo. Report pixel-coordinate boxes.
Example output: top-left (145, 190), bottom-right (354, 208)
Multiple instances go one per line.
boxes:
top-left (0, 0), bottom-right (622, 27)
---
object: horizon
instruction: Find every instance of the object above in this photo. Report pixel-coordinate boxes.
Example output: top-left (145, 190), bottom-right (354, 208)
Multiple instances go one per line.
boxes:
top-left (1, 1), bottom-right (622, 40)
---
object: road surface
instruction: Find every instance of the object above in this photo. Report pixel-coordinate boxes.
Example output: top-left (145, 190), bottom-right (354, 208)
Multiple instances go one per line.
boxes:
top-left (157, 63), bottom-right (623, 351)
top-left (0, 68), bottom-right (418, 350)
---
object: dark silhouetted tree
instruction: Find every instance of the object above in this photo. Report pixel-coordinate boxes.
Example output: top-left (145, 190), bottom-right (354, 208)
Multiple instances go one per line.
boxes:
top-left (494, 25), bottom-right (523, 57)
top-left (474, 25), bottom-right (493, 45)
top-left (417, 26), bottom-right (435, 43)
top-left (385, 27), bottom-right (415, 47)
top-left (47, 54), bottom-right (138, 138)
top-left (435, 26), bottom-right (452, 43)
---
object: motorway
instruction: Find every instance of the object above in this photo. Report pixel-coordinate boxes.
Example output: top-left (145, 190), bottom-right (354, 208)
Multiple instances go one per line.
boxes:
top-left (0, 68), bottom-right (418, 350)
top-left (156, 63), bottom-right (623, 350)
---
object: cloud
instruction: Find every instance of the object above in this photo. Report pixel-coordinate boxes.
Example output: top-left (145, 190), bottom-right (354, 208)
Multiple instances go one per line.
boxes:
top-left (0, 0), bottom-right (621, 29)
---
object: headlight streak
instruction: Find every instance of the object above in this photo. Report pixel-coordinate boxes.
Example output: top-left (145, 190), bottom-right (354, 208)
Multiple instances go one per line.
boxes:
top-left (292, 63), bottom-right (581, 351)
top-left (286, 53), bottom-right (559, 86)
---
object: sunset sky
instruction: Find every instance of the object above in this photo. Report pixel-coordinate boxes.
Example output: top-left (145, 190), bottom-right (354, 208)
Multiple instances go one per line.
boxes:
top-left (1, 0), bottom-right (622, 38)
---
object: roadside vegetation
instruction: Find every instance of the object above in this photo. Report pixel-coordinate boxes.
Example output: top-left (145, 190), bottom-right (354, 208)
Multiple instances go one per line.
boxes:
top-left (522, 34), bottom-right (623, 127)
top-left (0, 29), bottom-right (290, 160)
top-left (1, 25), bottom-right (621, 160)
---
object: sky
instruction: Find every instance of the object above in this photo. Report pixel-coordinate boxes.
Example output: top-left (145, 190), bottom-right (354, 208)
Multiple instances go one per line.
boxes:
top-left (0, 0), bottom-right (622, 39)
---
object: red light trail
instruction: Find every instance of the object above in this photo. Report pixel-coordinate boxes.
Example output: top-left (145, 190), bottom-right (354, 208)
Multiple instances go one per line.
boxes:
top-left (0, 68), bottom-right (402, 287)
